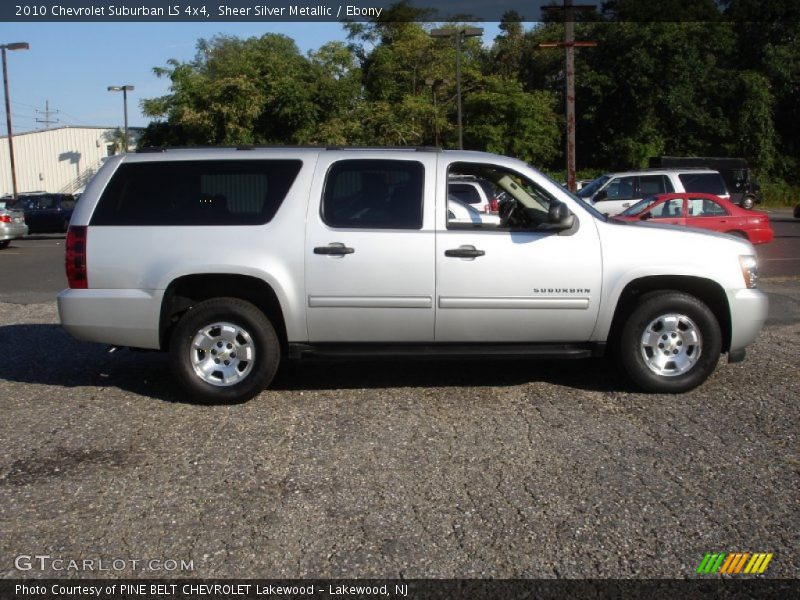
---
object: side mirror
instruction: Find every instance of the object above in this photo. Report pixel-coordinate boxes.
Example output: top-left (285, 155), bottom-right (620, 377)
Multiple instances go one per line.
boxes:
top-left (549, 201), bottom-right (570, 224)
top-left (594, 189), bottom-right (607, 201)
top-left (540, 201), bottom-right (575, 231)
top-left (639, 211), bottom-right (652, 221)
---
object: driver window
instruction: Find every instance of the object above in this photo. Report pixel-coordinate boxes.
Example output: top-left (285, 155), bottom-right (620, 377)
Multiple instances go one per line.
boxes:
top-left (650, 198), bottom-right (683, 218)
top-left (447, 162), bottom-right (561, 231)
top-left (603, 177), bottom-right (635, 200)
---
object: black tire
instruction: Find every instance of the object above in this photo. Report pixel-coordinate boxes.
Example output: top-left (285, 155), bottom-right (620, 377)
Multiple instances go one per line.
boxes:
top-left (741, 195), bottom-right (755, 210)
top-left (169, 297), bottom-right (280, 404)
top-left (0, 240), bottom-right (9, 249)
top-left (618, 291), bottom-right (722, 393)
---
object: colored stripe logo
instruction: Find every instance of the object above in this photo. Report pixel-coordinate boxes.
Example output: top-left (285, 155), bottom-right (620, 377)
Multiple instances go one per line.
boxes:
top-left (696, 552), bottom-right (773, 574)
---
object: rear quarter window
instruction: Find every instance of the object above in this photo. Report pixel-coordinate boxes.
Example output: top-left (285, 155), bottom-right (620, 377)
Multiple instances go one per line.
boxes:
top-left (90, 160), bottom-right (302, 226)
top-left (679, 173), bottom-right (727, 196)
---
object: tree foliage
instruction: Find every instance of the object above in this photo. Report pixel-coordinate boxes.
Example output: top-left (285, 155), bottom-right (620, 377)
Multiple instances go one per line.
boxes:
top-left (139, 1), bottom-right (798, 181)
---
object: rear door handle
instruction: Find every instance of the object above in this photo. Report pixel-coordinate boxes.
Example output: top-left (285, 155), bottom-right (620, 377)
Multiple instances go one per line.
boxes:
top-left (445, 245), bottom-right (485, 258)
top-left (314, 243), bottom-right (354, 256)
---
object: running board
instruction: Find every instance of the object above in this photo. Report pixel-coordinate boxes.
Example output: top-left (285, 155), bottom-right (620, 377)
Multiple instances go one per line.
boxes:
top-left (288, 343), bottom-right (604, 360)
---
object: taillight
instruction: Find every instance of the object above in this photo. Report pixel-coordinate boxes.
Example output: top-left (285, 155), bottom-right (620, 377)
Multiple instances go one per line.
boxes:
top-left (66, 226), bottom-right (88, 289)
top-left (0, 214), bottom-right (10, 223)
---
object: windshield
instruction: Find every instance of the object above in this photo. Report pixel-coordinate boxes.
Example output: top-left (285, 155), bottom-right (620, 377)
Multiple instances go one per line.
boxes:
top-left (620, 195), bottom-right (660, 216)
top-left (538, 171), bottom-right (606, 220)
top-left (577, 175), bottom-right (609, 198)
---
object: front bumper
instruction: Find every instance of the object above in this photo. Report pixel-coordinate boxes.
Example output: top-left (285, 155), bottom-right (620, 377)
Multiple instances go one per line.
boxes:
top-left (727, 287), bottom-right (769, 353)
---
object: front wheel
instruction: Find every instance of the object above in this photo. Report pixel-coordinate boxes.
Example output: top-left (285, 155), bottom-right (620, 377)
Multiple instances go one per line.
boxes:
top-left (618, 291), bottom-right (722, 393)
top-left (0, 240), bottom-right (9, 249)
top-left (741, 195), bottom-right (756, 210)
top-left (169, 297), bottom-right (280, 404)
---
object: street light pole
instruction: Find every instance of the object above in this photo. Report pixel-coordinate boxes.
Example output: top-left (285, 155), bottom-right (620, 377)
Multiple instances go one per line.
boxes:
top-left (107, 85), bottom-right (134, 153)
top-left (430, 27), bottom-right (483, 150)
top-left (1, 42), bottom-right (29, 199)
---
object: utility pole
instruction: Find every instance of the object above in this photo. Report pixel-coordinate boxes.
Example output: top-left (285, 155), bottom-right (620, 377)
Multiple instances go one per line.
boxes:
top-left (540, 1), bottom-right (596, 192)
top-left (35, 100), bottom-right (60, 129)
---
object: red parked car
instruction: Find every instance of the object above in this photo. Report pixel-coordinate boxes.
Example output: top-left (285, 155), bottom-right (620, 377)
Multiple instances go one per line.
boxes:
top-left (614, 192), bottom-right (774, 244)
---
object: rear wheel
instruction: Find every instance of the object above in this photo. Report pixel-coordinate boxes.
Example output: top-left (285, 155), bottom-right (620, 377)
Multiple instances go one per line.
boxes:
top-left (618, 291), bottom-right (721, 393)
top-left (169, 297), bottom-right (280, 404)
top-left (741, 195), bottom-right (756, 210)
top-left (0, 240), bottom-right (9, 249)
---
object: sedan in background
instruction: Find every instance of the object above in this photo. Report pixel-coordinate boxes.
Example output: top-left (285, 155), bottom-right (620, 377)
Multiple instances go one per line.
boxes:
top-left (614, 192), bottom-right (774, 245)
top-left (0, 200), bottom-right (28, 249)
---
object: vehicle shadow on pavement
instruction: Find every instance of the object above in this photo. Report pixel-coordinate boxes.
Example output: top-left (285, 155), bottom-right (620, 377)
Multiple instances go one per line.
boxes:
top-left (0, 323), bottom-right (632, 403)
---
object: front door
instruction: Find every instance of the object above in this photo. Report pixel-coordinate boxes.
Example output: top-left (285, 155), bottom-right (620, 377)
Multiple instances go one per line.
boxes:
top-left (435, 159), bottom-right (602, 343)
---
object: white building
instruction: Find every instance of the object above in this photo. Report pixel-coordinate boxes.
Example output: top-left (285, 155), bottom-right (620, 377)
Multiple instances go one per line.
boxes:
top-left (0, 126), bottom-right (141, 196)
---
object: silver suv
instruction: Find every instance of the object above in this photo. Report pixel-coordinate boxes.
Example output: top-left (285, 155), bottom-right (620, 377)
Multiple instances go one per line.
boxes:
top-left (58, 148), bottom-right (767, 403)
top-left (578, 169), bottom-right (729, 215)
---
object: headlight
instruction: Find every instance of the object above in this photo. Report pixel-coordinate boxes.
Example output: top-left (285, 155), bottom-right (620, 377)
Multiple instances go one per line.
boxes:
top-left (739, 255), bottom-right (758, 289)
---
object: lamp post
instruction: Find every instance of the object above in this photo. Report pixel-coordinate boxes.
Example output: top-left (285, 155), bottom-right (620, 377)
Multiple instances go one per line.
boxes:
top-left (107, 85), bottom-right (134, 153)
top-left (425, 77), bottom-right (447, 147)
top-left (2, 41), bottom-right (29, 199)
top-left (430, 27), bottom-right (483, 150)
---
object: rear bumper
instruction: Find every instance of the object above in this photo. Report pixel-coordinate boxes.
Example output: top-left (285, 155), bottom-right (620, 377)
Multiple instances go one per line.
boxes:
top-left (0, 223), bottom-right (28, 241)
top-left (727, 287), bottom-right (769, 353)
top-left (749, 227), bottom-right (774, 245)
top-left (57, 288), bottom-right (164, 349)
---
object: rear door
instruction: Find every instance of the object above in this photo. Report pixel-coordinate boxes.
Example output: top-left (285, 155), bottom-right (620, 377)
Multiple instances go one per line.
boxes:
top-left (685, 194), bottom-right (730, 233)
top-left (305, 152), bottom-right (437, 342)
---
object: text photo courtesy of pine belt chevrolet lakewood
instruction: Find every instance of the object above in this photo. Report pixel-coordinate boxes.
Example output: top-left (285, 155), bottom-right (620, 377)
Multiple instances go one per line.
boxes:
top-left (58, 147), bottom-right (768, 404)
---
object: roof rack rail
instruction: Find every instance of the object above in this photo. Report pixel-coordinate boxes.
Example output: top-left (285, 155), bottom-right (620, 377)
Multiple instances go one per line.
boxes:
top-left (324, 145), bottom-right (442, 152)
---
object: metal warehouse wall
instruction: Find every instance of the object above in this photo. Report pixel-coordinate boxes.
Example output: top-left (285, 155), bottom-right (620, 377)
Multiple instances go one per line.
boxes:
top-left (0, 126), bottom-right (123, 196)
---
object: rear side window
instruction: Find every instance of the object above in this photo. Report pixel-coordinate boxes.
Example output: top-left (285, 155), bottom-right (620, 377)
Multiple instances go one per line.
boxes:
top-left (91, 160), bottom-right (302, 226)
top-left (639, 175), bottom-right (670, 196)
top-left (322, 159), bottom-right (424, 229)
top-left (679, 173), bottom-right (727, 196)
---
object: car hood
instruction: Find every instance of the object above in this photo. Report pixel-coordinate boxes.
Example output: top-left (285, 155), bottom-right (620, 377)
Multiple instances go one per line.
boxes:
top-left (597, 216), bottom-right (754, 291)
top-left (609, 216), bottom-right (750, 244)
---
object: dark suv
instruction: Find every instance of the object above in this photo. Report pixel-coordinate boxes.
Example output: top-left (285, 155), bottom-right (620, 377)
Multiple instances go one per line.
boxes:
top-left (7, 193), bottom-right (77, 233)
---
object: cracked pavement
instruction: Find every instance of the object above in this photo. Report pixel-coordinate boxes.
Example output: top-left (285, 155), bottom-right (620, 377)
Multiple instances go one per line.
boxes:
top-left (0, 286), bottom-right (797, 579)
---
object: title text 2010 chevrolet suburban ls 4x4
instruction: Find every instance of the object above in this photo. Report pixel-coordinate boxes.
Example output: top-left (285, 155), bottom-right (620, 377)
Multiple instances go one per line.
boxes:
top-left (58, 148), bottom-right (768, 403)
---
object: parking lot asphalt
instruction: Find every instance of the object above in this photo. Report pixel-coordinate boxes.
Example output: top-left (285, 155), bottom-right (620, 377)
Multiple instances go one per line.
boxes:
top-left (1, 213), bottom-right (798, 579)
top-left (0, 293), bottom-right (798, 579)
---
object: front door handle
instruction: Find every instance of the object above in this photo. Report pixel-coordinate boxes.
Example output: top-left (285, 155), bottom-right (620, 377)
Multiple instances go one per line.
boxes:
top-left (314, 243), bottom-right (354, 256)
top-left (445, 245), bottom-right (485, 258)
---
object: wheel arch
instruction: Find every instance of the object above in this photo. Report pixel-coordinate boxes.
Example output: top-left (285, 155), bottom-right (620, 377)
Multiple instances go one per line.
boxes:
top-left (607, 275), bottom-right (732, 353)
top-left (160, 274), bottom-right (288, 351)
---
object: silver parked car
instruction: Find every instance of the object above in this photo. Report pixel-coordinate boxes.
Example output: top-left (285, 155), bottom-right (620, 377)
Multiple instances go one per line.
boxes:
top-left (0, 199), bottom-right (28, 249)
top-left (58, 147), bottom-right (767, 403)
